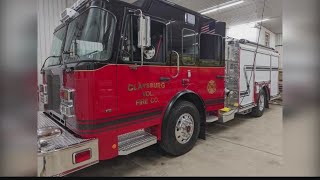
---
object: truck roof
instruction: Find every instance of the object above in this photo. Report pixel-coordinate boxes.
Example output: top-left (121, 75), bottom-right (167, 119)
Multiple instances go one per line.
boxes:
top-left (117, 0), bottom-right (217, 22)
top-left (54, 0), bottom-right (222, 33)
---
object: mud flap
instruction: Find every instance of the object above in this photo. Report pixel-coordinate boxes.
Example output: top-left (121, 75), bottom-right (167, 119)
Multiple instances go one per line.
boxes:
top-left (199, 122), bottom-right (206, 140)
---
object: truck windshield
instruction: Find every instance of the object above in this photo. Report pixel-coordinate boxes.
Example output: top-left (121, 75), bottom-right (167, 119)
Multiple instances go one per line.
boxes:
top-left (63, 7), bottom-right (117, 63)
top-left (44, 26), bottom-right (67, 67)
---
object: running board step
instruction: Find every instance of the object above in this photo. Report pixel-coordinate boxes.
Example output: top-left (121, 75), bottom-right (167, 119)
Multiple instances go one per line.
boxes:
top-left (118, 130), bottom-right (157, 156)
top-left (219, 111), bottom-right (235, 123)
top-left (206, 115), bottom-right (219, 123)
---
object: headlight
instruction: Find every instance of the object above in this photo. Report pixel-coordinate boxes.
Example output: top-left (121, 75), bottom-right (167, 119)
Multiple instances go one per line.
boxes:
top-left (60, 88), bottom-right (75, 102)
top-left (60, 88), bottom-right (75, 117)
top-left (39, 84), bottom-right (47, 94)
top-left (60, 104), bottom-right (75, 118)
top-left (39, 84), bottom-right (48, 104)
top-left (40, 93), bottom-right (48, 104)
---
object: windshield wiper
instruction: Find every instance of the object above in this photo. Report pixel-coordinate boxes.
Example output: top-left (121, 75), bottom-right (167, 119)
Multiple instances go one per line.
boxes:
top-left (82, 50), bottom-right (99, 57)
top-left (40, 56), bottom-right (61, 74)
top-left (64, 60), bottom-right (108, 73)
top-left (75, 60), bottom-right (108, 70)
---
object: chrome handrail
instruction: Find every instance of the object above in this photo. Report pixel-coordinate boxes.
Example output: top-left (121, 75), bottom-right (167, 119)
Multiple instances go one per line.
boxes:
top-left (171, 50), bottom-right (180, 78)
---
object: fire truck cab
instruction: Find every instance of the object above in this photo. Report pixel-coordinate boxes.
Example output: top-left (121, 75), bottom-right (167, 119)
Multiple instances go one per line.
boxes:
top-left (37, 0), bottom-right (280, 176)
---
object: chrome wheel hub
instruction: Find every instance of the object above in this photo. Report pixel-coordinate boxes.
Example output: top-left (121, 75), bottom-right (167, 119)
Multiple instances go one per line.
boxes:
top-left (175, 113), bottom-right (194, 144)
top-left (259, 94), bottom-right (265, 111)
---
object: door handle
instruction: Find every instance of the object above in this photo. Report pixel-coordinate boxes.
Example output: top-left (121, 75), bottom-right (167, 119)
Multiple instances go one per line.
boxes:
top-left (160, 77), bottom-right (170, 82)
top-left (129, 64), bottom-right (140, 70)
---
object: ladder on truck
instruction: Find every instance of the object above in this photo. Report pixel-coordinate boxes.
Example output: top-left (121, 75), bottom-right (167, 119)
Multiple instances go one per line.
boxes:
top-left (220, 39), bottom-right (241, 123)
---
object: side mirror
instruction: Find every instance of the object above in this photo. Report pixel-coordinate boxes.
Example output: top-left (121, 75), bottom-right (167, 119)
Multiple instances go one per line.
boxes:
top-left (136, 10), bottom-right (151, 66)
top-left (70, 40), bottom-right (77, 58)
top-left (137, 15), bottom-right (151, 48)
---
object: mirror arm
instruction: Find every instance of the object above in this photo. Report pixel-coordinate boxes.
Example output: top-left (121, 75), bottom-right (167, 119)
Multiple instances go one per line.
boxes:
top-left (171, 50), bottom-right (180, 78)
top-left (141, 46), bottom-right (144, 66)
top-left (137, 9), bottom-right (144, 66)
top-left (136, 9), bottom-right (143, 17)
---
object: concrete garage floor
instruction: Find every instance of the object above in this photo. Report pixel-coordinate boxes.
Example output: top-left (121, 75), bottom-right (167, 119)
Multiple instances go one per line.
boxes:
top-left (70, 104), bottom-right (283, 177)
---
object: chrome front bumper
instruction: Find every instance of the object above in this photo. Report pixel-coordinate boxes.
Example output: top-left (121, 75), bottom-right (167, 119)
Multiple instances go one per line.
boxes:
top-left (37, 112), bottom-right (99, 177)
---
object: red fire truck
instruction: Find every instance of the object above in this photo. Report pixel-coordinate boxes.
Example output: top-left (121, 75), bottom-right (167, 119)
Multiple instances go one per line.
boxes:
top-left (37, 0), bottom-right (280, 176)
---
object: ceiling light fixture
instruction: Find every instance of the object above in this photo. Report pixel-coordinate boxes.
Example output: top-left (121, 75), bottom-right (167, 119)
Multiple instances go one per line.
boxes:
top-left (249, 18), bottom-right (270, 24)
top-left (199, 0), bottom-right (244, 15)
top-left (228, 18), bottom-right (271, 28)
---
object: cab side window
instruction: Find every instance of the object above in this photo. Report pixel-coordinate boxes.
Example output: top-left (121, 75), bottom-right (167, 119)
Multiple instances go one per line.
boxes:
top-left (199, 33), bottom-right (224, 67)
top-left (120, 14), bottom-right (166, 64)
top-left (182, 29), bottom-right (197, 66)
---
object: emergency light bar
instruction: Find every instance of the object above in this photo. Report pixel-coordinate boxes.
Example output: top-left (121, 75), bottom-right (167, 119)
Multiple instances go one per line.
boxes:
top-left (60, 0), bottom-right (88, 22)
top-left (60, 8), bottom-right (78, 22)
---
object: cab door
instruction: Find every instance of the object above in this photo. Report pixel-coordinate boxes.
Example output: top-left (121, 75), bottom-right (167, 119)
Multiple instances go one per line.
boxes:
top-left (116, 10), bottom-right (172, 125)
top-left (197, 33), bottom-right (225, 111)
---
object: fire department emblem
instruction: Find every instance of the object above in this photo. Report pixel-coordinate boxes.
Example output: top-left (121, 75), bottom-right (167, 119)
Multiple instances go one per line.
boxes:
top-left (207, 80), bottom-right (216, 94)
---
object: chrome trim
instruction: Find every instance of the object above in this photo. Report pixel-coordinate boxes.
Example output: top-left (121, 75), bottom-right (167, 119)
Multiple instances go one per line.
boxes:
top-left (38, 140), bottom-right (99, 177)
top-left (60, 87), bottom-right (75, 118)
top-left (40, 93), bottom-right (49, 104)
top-left (37, 112), bottom-right (99, 177)
top-left (46, 110), bottom-right (66, 126)
top-left (219, 110), bottom-right (235, 123)
top-left (175, 113), bottom-right (194, 144)
top-left (171, 50), bottom-right (180, 78)
top-left (118, 130), bottom-right (157, 156)
top-left (39, 84), bottom-right (48, 94)
top-left (39, 84), bottom-right (49, 104)
top-left (43, 84), bottom-right (48, 94)
top-left (238, 104), bottom-right (255, 113)
top-left (38, 126), bottom-right (62, 148)
top-left (60, 104), bottom-right (75, 118)
top-left (60, 88), bottom-right (75, 102)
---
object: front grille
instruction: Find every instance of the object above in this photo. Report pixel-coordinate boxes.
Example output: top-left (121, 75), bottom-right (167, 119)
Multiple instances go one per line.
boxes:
top-left (47, 75), bottom-right (61, 115)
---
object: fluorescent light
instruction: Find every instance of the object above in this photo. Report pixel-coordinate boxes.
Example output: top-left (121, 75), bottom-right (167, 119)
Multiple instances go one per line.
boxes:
top-left (200, 0), bottom-right (244, 15)
top-left (228, 18), bottom-right (271, 28)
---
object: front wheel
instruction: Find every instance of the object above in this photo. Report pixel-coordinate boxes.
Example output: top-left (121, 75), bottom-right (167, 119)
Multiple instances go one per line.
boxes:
top-left (160, 100), bottom-right (200, 156)
top-left (251, 90), bottom-right (266, 117)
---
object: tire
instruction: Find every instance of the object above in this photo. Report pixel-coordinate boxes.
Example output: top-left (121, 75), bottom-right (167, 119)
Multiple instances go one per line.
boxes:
top-left (160, 100), bottom-right (200, 156)
top-left (251, 89), bottom-right (266, 117)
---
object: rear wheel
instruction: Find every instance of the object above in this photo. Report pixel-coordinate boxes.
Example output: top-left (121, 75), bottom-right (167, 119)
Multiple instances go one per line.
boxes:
top-left (160, 100), bottom-right (200, 156)
top-left (251, 90), bottom-right (266, 117)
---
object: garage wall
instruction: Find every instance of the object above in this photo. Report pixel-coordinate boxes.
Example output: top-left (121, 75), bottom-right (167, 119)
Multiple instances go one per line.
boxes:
top-left (37, 0), bottom-right (76, 84)
top-left (227, 23), bottom-right (258, 43)
top-left (227, 23), bottom-right (277, 49)
top-left (258, 26), bottom-right (276, 49)
top-left (275, 33), bottom-right (283, 69)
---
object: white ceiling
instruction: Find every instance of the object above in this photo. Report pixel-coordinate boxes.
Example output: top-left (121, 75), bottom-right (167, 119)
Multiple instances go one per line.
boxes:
top-left (169, 0), bottom-right (282, 34)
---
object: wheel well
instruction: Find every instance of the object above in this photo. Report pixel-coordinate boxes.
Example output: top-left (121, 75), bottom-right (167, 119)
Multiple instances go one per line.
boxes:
top-left (179, 93), bottom-right (206, 124)
top-left (163, 91), bottom-right (206, 140)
